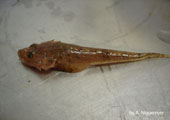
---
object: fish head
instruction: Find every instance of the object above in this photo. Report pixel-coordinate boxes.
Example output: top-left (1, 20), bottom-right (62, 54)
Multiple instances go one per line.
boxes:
top-left (18, 42), bottom-right (55, 71)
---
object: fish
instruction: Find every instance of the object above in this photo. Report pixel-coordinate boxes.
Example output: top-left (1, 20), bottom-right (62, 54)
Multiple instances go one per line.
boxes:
top-left (18, 40), bottom-right (170, 73)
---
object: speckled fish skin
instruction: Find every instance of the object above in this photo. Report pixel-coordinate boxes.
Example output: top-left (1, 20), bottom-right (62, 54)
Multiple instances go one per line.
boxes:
top-left (18, 40), bottom-right (170, 72)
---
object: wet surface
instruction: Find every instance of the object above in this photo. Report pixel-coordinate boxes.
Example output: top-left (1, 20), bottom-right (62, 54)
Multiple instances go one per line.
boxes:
top-left (157, 30), bottom-right (170, 44)
top-left (0, 0), bottom-right (170, 120)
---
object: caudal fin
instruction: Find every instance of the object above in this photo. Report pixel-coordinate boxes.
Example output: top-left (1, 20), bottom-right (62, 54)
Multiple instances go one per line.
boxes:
top-left (141, 53), bottom-right (170, 59)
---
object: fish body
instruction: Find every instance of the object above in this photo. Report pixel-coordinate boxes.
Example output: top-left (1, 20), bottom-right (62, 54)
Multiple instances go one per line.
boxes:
top-left (18, 40), bottom-right (170, 72)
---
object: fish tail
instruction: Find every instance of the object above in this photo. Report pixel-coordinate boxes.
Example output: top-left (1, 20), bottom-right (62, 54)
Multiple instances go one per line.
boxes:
top-left (117, 52), bottom-right (170, 64)
top-left (140, 53), bottom-right (170, 59)
top-left (90, 51), bottom-right (170, 66)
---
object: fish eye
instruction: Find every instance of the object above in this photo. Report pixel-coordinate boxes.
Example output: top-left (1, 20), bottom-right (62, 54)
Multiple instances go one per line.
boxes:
top-left (27, 52), bottom-right (33, 58)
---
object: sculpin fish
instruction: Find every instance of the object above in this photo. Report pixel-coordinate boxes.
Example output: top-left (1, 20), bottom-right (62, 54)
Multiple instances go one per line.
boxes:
top-left (18, 40), bottom-right (170, 72)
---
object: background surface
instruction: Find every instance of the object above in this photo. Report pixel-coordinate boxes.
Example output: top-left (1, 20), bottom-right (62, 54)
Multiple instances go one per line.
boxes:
top-left (0, 0), bottom-right (170, 120)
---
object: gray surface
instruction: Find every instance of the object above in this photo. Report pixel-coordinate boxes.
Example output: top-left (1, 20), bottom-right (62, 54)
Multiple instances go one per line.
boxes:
top-left (0, 0), bottom-right (170, 120)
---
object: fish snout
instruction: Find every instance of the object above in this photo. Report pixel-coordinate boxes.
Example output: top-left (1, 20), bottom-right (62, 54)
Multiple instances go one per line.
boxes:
top-left (18, 48), bottom-right (27, 60)
top-left (18, 49), bottom-right (23, 58)
top-left (17, 49), bottom-right (21, 58)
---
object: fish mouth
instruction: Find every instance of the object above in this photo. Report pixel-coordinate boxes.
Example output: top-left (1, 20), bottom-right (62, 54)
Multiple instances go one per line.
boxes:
top-left (18, 49), bottom-right (27, 64)
top-left (18, 49), bottom-right (26, 62)
top-left (18, 49), bottom-right (29, 64)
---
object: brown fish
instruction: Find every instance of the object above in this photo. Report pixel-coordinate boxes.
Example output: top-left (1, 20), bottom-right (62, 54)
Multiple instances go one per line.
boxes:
top-left (18, 40), bottom-right (170, 73)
